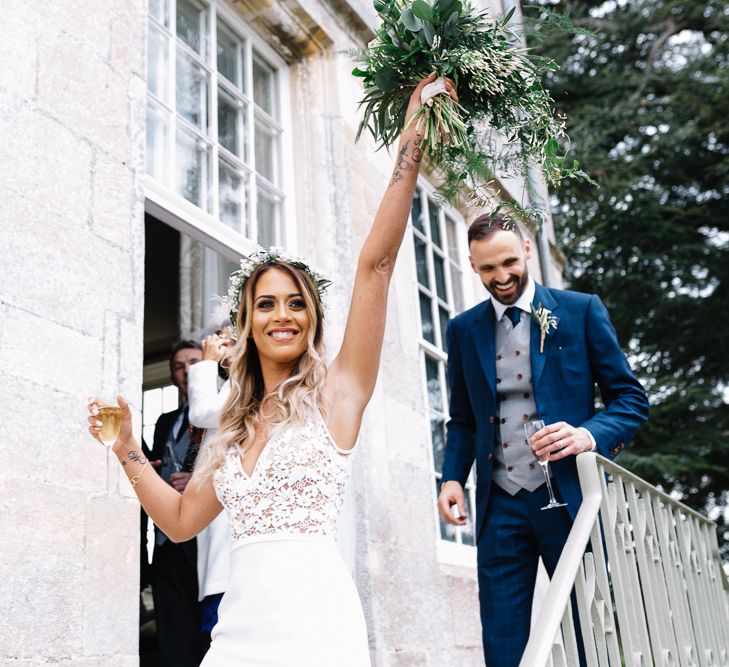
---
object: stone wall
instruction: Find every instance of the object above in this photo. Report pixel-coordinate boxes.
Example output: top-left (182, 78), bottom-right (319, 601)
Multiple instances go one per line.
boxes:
top-left (0, 1), bottom-right (147, 664)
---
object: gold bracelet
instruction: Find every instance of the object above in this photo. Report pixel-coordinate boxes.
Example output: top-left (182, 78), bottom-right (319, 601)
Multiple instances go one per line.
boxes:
top-left (130, 459), bottom-right (149, 487)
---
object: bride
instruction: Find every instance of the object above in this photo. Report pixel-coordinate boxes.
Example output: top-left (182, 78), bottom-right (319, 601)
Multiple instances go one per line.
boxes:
top-left (87, 74), bottom-right (456, 666)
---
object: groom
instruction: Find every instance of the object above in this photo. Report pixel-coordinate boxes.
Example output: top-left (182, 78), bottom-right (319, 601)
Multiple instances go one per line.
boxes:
top-left (437, 217), bottom-right (649, 666)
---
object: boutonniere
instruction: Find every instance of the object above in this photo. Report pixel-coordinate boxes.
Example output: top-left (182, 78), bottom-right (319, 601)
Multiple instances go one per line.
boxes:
top-left (531, 303), bottom-right (559, 354)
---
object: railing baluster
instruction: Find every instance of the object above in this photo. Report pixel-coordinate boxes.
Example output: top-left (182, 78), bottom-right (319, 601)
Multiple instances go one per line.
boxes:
top-left (520, 454), bottom-right (729, 667)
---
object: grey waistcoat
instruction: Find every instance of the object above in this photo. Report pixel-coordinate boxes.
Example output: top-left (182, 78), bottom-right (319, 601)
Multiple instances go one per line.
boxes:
top-left (491, 310), bottom-right (546, 495)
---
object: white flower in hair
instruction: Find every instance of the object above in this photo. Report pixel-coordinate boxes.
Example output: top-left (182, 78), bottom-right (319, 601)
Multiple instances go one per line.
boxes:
top-left (223, 246), bottom-right (332, 330)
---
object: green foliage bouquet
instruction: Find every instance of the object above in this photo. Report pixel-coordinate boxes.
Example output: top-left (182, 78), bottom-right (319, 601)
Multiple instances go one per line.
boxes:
top-left (351, 0), bottom-right (587, 210)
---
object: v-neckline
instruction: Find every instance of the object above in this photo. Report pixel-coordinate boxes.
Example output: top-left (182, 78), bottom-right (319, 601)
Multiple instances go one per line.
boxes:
top-left (235, 423), bottom-right (283, 479)
top-left (236, 439), bottom-right (269, 479)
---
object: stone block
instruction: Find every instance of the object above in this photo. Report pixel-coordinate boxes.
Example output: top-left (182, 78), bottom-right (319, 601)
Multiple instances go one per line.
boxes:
top-left (0, 101), bottom-right (92, 222)
top-left (0, 9), bottom-right (39, 101)
top-left (37, 0), bottom-right (115, 61)
top-left (0, 189), bottom-right (137, 335)
top-left (36, 34), bottom-right (130, 161)
top-left (0, 480), bottom-right (86, 658)
top-left (0, 303), bottom-right (101, 398)
top-left (92, 153), bottom-right (135, 249)
top-left (81, 494), bottom-right (139, 656)
top-left (110, 0), bottom-right (146, 78)
top-left (0, 371), bottom-right (107, 492)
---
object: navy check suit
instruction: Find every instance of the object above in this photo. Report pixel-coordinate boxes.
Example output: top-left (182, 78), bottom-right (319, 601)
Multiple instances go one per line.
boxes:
top-left (442, 283), bottom-right (649, 665)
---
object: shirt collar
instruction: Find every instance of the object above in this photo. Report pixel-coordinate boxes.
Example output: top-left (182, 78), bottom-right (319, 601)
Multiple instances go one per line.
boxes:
top-left (491, 276), bottom-right (536, 322)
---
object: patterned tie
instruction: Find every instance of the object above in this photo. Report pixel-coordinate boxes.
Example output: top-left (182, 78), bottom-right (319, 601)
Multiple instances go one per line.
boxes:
top-left (505, 306), bottom-right (521, 328)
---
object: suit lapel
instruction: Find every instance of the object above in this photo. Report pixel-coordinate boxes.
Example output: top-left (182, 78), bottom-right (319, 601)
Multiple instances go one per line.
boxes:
top-left (530, 285), bottom-right (559, 390)
top-left (469, 300), bottom-right (497, 395)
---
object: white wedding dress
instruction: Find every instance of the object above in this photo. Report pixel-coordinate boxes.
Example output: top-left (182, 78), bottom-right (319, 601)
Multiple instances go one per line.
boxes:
top-left (200, 411), bottom-right (370, 667)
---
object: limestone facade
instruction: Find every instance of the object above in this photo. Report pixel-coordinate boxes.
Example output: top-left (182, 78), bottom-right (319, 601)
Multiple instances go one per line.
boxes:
top-left (0, 0), bottom-right (562, 664)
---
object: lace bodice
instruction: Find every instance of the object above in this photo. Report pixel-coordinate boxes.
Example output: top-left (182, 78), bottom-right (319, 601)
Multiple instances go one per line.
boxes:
top-left (213, 411), bottom-right (354, 546)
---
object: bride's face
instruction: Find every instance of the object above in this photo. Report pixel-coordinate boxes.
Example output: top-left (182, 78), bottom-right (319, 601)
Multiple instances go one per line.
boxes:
top-left (250, 268), bottom-right (311, 366)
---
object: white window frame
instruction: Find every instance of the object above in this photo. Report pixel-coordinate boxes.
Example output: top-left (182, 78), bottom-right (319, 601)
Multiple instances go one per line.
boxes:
top-left (144, 0), bottom-right (297, 260)
top-left (410, 180), bottom-right (480, 569)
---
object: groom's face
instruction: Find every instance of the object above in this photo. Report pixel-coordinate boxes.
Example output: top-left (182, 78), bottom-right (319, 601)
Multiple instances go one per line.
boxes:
top-left (469, 230), bottom-right (532, 305)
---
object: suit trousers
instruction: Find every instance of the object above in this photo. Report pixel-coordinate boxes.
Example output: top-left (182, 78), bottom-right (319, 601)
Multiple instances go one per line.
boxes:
top-left (152, 538), bottom-right (205, 667)
top-left (477, 483), bottom-right (585, 667)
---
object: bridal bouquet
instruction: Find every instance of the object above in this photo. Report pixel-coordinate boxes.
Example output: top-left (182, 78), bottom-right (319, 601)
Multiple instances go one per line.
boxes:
top-left (350, 0), bottom-right (589, 210)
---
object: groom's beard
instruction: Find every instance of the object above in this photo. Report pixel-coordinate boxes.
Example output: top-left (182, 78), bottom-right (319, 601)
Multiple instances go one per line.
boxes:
top-left (484, 268), bottom-right (529, 305)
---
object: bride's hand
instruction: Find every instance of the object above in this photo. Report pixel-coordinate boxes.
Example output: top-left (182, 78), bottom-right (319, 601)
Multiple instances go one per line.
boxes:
top-left (403, 73), bottom-right (460, 133)
top-left (87, 395), bottom-right (134, 452)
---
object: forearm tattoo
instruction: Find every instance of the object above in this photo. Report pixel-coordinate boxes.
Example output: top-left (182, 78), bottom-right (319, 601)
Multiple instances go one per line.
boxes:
top-left (128, 451), bottom-right (148, 465)
top-left (389, 140), bottom-right (417, 187)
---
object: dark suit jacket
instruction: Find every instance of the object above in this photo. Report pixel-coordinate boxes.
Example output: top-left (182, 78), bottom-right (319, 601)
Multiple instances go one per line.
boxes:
top-left (442, 283), bottom-right (649, 539)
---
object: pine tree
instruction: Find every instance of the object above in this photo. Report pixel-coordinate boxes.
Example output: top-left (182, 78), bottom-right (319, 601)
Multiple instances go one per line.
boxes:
top-left (523, 0), bottom-right (729, 551)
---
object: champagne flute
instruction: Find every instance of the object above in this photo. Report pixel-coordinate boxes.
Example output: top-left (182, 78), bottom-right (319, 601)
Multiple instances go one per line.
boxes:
top-left (524, 419), bottom-right (567, 510)
top-left (97, 405), bottom-right (123, 447)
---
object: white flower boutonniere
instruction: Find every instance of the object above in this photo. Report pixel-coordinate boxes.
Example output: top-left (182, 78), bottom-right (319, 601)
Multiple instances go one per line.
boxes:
top-left (531, 303), bottom-right (559, 354)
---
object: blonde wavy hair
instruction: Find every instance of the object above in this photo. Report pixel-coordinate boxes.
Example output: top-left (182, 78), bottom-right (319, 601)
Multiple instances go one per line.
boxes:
top-left (194, 261), bottom-right (327, 483)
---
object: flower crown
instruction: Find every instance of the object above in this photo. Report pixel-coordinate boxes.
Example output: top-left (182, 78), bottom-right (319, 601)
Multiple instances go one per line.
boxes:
top-left (224, 246), bottom-right (332, 330)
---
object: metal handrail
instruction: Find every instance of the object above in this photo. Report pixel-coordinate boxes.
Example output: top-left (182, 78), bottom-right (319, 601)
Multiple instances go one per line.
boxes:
top-left (519, 452), bottom-right (729, 667)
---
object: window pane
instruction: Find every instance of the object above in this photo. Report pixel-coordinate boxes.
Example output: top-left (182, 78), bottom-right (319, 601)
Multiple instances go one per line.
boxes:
top-left (433, 253), bottom-right (447, 300)
top-left (176, 128), bottom-right (211, 211)
top-left (219, 159), bottom-right (247, 232)
top-left (255, 123), bottom-right (276, 182)
top-left (147, 23), bottom-right (169, 101)
top-left (253, 54), bottom-right (276, 116)
top-left (414, 236), bottom-right (429, 288)
top-left (257, 188), bottom-right (279, 247)
top-left (411, 190), bottom-right (425, 233)
top-left (431, 418), bottom-right (446, 474)
top-left (149, 0), bottom-right (169, 26)
top-left (146, 102), bottom-right (169, 181)
top-left (425, 356), bottom-right (442, 413)
top-left (176, 0), bottom-right (205, 55)
top-left (450, 265), bottom-right (464, 313)
top-left (217, 23), bottom-right (240, 87)
top-left (436, 479), bottom-right (459, 542)
top-left (446, 217), bottom-right (459, 262)
top-left (419, 292), bottom-right (435, 344)
top-left (218, 90), bottom-right (244, 158)
top-left (439, 307), bottom-right (449, 352)
top-left (460, 492), bottom-right (476, 546)
top-left (429, 199), bottom-right (441, 247)
top-left (176, 52), bottom-right (209, 131)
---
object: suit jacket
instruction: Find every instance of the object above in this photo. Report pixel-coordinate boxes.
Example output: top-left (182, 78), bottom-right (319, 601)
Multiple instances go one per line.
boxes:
top-left (442, 283), bottom-right (649, 540)
top-left (150, 406), bottom-right (199, 473)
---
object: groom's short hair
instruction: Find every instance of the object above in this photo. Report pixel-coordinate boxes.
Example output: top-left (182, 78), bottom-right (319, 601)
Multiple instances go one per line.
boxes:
top-left (468, 214), bottom-right (524, 245)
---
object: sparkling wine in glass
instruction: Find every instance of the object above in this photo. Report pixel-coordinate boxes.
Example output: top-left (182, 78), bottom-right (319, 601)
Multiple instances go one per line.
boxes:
top-left (524, 419), bottom-right (567, 511)
top-left (98, 406), bottom-right (123, 447)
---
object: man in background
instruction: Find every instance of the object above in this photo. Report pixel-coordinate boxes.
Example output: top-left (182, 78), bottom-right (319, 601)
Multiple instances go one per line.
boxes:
top-left (148, 339), bottom-right (204, 667)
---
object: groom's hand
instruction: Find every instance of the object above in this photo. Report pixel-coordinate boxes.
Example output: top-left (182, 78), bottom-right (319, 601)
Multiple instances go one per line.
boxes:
top-left (530, 422), bottom-right (593, 462)
top-left (437, 481), bottom-right (468, 526)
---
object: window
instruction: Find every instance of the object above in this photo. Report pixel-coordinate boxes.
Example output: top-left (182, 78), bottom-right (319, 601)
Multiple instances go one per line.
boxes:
top-left (146, 0), bottom-right (286, 246)
top-left (142, 384), bottom-right (180, 447)
top-left (411, 188), bottom-right (477, 553)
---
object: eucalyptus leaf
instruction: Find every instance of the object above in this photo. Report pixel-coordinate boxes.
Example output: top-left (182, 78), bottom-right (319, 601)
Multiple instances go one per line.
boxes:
top-left (400, 7), bottom-right (424, 32)
top-left (412, 0), bottom-right (433, 22)
top-left (421, 21), bottom-right (435, 47)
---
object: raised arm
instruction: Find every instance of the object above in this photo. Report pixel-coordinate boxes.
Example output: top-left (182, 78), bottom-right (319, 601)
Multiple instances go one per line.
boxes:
top-left (326, 75), bottom-right (457, 443)
top-left (188, 359), bottom-right (229, 428)
top-left (88, 396), bottom-right (222, 541)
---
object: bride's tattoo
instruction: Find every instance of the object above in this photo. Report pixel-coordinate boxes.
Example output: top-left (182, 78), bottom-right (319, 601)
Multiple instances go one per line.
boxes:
top-left (389, 140), bottom-right (414, 187)
top-left (129, 451), bottom-right (148, 465)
